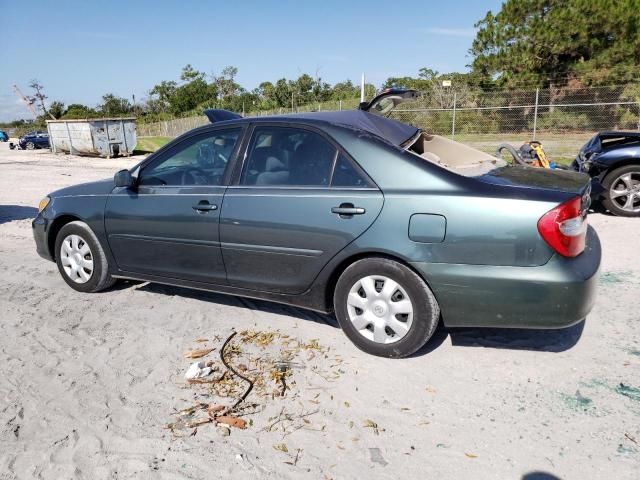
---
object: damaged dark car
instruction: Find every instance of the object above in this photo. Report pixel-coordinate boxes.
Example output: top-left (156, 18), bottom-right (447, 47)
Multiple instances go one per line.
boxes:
top-left (572, 131), bottom-right (640, 216)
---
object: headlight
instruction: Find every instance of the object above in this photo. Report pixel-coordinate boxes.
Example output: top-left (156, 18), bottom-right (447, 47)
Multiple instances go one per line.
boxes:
top-left (38, 196), bottom-right (50, 213)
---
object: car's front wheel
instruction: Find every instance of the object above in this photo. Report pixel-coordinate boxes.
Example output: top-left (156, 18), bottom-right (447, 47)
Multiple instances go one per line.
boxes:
top-left (25, 141), bottom-right (35, 150)
top-left (334, 258), bottom-right (440, 358)
top-left (602, 165), bottom-right (640, 217)
top-left (54, 221), bottom-right (116, 292)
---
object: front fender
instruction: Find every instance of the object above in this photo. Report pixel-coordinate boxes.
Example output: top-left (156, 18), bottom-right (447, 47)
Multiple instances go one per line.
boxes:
top-left (38, 195), bottom-right (111, 264)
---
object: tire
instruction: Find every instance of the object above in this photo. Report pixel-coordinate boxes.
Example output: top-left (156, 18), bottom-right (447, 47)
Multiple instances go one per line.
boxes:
top-left (601, 165), bottom-right (640, 217)
top-left (333, 258), bottom-right (440, 358)
top-left (54, 221), bottom-right (116, 293)
top-left (26, 141), bottom-right (35, 150)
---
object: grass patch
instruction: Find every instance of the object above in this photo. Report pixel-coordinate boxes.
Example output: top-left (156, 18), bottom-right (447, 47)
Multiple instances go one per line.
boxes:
top-left (457, 132), bottom-right (593, 166)
top-left (134, 136), bottom-right (171, 154)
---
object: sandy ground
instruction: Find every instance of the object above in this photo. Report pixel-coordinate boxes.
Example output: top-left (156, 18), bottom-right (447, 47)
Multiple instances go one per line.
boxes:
top-left (0, 143), bottom-right (638, 480)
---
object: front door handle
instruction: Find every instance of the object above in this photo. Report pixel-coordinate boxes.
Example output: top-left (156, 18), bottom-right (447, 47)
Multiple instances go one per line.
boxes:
top-left (192, 201), bottom-right (218, 212)
top-left (331, 203), bottom-right (366, 217)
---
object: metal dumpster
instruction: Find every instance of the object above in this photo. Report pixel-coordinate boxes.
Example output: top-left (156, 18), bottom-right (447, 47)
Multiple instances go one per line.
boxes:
top-left (46, 117), bottom-right (137, 157)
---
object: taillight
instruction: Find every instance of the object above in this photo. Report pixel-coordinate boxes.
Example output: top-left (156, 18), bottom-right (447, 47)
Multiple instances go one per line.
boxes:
top-left (537, 196), bottom-right (586, 257)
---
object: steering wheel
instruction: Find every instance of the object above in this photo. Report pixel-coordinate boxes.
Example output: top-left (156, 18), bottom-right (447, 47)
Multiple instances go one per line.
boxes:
top-left (181, 168), bottom-right (209, 185)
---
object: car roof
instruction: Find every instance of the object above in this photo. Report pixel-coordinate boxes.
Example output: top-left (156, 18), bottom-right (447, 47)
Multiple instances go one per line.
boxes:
top-left (209, 110), bottom-right (419, 147)
top-left (596, 131), bottom-right (640, 138)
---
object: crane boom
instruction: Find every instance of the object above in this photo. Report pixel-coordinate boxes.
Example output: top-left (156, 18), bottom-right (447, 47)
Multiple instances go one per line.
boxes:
top-left (12, 84), bottom-right (39, 118)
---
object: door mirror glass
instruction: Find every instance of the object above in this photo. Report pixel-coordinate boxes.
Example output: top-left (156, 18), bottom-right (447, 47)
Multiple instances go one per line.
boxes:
top-left (114, 169), bottom-right (134, 188)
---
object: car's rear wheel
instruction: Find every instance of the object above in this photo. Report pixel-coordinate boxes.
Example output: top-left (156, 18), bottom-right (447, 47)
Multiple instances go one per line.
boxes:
top-left (26, 141), bottom-right (35, 150)
top-left (334, 258), bottom-right (440, 358)
top-left (54, 221), bottom-right (116, 292)
top-left (602, 165), bottom-right (640, 217)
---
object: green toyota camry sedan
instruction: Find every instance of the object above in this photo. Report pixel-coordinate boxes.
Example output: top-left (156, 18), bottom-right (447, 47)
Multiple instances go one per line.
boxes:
top-left (33, 89), bottom-right (600, 358)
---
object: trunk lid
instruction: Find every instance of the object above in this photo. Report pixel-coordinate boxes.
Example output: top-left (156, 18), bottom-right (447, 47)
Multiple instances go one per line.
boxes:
top-left (359, 88), bottom-right (418, 116)
top-left (476, 165), bottom-right (592, 211)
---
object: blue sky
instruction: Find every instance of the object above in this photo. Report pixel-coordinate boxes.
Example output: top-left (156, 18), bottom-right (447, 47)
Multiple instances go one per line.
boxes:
top-left (0, 0), bottom-right (502, 122)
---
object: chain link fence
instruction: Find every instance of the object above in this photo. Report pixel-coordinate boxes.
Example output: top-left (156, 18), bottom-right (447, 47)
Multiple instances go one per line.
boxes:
top-left (138, 84), bottom-right (640, 161)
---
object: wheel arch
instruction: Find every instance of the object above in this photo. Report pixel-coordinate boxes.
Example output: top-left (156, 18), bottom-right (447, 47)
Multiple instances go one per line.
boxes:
top-left (48, 214), bottom-right (82, 260)
top-left (323, 250), bottom-right (442, 314)
top-left (599, 159), bottom-right (640, 182)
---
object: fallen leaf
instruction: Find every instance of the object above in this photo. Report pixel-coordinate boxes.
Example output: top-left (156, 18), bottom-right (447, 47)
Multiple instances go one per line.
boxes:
top-left (425, 386), bottom-right (437, 394)
top-left (363, 419), bottom-right (380, 435)
top-left (186, 418), bottom-right (212, 428)
top-left (344, 401), bottom-right (350, 408)
top-left (176, 403), bottom-right (207, 416)
top-left (465, 453), bottom-right (478, 458)
top-left (273, 443), bottom-right (289, 453)
top-left (217, 416), bottom-right (247, 429)
top-left (184, 348), bottom-right (214, 359)
top-left (207, 404), bottom-right (225, 417)
top-left (187, 377), bottom-right (218, 384)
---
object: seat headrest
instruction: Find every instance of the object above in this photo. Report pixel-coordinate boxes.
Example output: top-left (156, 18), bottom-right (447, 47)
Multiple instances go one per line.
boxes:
top-left (265, 156), bottom-right (286, 172)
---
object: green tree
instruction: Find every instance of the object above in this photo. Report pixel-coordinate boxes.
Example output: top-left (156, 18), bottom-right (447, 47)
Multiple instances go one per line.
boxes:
top-left (100, 94), bottom-right (133, 116)
top-left (48, 101), bottom-right (65, 119)
top-left (471, 0), bottom-right (640, 88)
top-left (180, 64), bottom-right (205, 82)
top-left (62, 104), bottom-right (98, 119)
top-left (149, 80), bottom-right (178, 112)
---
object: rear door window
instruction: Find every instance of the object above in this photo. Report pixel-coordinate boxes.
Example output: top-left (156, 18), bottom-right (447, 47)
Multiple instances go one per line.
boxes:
top-left (331, 153), bottom-right (372, 188)
top-left (241, 126), bottom-right (337, 187)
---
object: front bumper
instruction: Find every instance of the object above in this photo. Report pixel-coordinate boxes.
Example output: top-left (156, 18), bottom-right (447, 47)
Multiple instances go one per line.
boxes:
top-left (412, 226), bottom-right (601, 329)
top-left (32, 213), bottom-right (53, 261)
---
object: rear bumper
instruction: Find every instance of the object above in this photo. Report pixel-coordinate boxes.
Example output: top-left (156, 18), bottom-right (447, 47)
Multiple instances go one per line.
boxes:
top-left (412, 226), bottom-right (601, 329)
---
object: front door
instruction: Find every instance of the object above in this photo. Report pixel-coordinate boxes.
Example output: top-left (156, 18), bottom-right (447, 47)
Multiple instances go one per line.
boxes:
top-left (220, 125), bottom-right (383, 294)
top-left (105, 127), bottom-right (243, 284)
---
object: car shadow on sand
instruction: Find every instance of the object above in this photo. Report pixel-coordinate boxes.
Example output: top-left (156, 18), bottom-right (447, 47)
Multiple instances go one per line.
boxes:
top-left (411, 320), bottom-right (585, 357)
top-left (131, 282), bottom-right (583, 356)
top-left (444, 320), bottom-right (585, 353)
top-left (0, 205), bottom-right (38, 224)
top-left (135, 283), bottom-right (339, 328)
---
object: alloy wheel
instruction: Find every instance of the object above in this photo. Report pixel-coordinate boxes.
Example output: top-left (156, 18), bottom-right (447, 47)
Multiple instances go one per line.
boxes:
top-left (60, 234), bottom-right (94, 284)
top-left (609, 171), bottom-right (640, 213)
top-left (346, 275), bottom-right (413, 344)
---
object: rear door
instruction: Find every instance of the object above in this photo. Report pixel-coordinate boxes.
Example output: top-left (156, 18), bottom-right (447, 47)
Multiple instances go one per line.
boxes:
top-left (105, 126), bottom-right (243, 284)
top-left (220, 124), bottom-right (384, 294)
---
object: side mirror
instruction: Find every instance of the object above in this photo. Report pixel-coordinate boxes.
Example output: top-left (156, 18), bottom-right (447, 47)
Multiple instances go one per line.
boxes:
top-left (114, 169), bottom-right (135, 188)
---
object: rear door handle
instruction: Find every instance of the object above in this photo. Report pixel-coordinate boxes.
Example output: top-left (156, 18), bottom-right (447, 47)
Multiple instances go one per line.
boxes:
top-left (192, 201), bottom-right (218, 212)
top-left (331, 203), bottom-right (366, 217)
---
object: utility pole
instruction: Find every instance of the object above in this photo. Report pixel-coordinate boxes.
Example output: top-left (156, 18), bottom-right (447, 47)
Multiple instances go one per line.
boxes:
top-left (360, 73), bottom-right (366, 103)
top-left (12, 84), bottom-right (38, 118)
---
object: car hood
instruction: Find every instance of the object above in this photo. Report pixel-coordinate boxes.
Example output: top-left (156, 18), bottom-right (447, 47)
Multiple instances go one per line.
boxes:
top-left (50, 178), bottom-right (115, 198)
